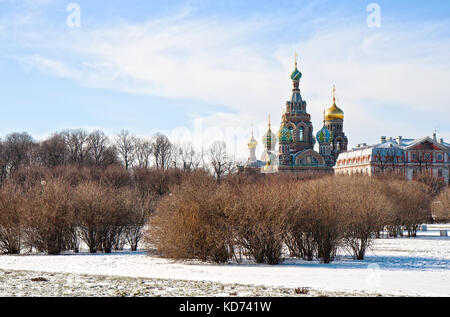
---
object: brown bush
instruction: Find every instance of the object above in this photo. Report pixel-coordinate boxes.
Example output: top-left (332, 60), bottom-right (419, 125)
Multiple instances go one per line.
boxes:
top-left (148, 172), bottom-right (232, 263)
top-left (339, 176), bottom-right (389, 260)
top-left (73, 182), bottom-right (128, 253)
top-left (133, 167), bottom-right (184, 198)
top-left (432, 188), bottom-right (450, 222)
top-left (296, 177), bottom-right (348, 264)
top-left (284, 182), bottom-right (316, 261)
top-left (383, 180), bottom-right (432, 237)
top-left (0, 182), bottom-right (23, 254)
top-left (121, 187), bottom-right (152, 251)
top-left (22, 179), bottom-right (74, 255)
top-left (226, 179), bottom-right (291, 265)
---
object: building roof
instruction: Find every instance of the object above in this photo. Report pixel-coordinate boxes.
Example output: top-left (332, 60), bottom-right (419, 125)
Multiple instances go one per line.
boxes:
top-left (336, 136), bottom-right (449, 161)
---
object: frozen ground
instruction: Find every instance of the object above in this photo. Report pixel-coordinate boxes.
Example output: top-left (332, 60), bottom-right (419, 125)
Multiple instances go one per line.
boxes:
top-left (0, 269), bottom-right (375, 297)
top-left (0, 225), bottom-right (449, 297)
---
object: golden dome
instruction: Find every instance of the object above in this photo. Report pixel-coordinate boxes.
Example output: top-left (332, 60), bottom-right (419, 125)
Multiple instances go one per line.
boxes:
top-left (324, 85), bottom-right (344, 121)
top-left (325, 102), bottom-right (344, 120)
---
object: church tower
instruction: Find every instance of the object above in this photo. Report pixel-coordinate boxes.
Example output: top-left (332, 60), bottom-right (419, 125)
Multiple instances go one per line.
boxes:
top-left (278, 114), bottom-right (293, 166)
top-left (283, 56), bottom-right (315, 154)
top-left (247, 125), bottom-right (258, 163)
top-left (324, 85), bottom-right (348, 163)
top-left (317, 112), bottom-right (334, 166)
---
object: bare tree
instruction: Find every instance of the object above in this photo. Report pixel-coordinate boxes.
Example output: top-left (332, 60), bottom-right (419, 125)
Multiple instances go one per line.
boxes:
top-left (373, 146), bottom-right (405, 174)
top-left (87, 130), bottom-right (118, 167)
top-left (208, 141), bottom-right (234, 180)
top-left (61, 130), bottom-right (90, 166)
top-left (115, 130), bottom-right (135, 170)
top-left (151, 133), bottom-right (172, 170)
top-left (39, 133), bottom-right (67, 167)
top-left (173, 141), bottom-right (197, 172)
top-left (0, 132), bottom-right (35, 179)
top-left (133, 137), bottom-right (153, 169)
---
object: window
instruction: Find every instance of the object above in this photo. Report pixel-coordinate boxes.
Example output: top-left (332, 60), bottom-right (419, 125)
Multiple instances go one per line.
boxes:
top-left (437, 153), bottom-right (444, 161)
top-left (299, 127), bottom-right (304, 142)
top-left (438, 169), bottom-right (443, 177)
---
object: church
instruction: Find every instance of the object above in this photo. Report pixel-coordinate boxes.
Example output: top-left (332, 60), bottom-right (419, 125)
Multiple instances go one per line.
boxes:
top-left (238, 58), bottom-right (348, 174)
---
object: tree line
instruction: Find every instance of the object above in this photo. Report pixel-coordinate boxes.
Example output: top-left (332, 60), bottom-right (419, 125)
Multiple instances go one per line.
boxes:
top-left (0, 129), bottom-right (237, 181)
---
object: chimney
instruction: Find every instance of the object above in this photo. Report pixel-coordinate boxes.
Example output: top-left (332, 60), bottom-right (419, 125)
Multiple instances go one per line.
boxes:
top-left (381, 136), bottom-right (386, 143)
top-left (433, 133), bottom-right (437, 141)
top-left (439, 138), bottom-right (444, 144)
top-left (397, 136), bottom-right (402, 145)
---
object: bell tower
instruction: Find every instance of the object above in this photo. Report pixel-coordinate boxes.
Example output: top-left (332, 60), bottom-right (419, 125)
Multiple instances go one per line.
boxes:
top-left (283, 55), bottom-right (315, 154)
top-left (324, 85), bottom-right (348, 162)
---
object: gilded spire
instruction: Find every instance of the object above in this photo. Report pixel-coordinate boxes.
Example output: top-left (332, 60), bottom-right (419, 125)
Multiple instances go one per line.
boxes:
top-left (248, 123), bottom-right (257, 149)
top-left (332, 85), bottom-right (336, 103)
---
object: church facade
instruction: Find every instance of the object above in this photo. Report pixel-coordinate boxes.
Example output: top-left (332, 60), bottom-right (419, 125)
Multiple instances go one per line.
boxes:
top-left (238, 59), bottom-right (348, 174)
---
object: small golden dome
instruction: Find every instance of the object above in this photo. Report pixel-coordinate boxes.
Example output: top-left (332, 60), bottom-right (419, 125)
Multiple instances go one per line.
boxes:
top-left (324, 85), bottom-right (344, 121)
top-left (325, 102), bottom-right (344, 120)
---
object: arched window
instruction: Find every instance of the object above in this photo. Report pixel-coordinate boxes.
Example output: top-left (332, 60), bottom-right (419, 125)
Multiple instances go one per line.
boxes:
top-left (299, 127), bottom-right (304, 142)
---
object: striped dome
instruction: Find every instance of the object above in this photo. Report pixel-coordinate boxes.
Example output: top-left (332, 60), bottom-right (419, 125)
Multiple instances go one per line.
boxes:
top-left (316, 125), bottom-right (333, 144)
top-left (262, 128), bottom-right (277, 151)
top-left (291, 67), bottom-right (302, 81)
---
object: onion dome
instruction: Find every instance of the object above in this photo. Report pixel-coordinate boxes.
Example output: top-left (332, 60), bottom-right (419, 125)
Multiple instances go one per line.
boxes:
top-left (262, 115), bottom-right (277, 151)
top-left (290, 59), bottom-right (302, 81)
top-left (248, 125), bottom-right (257, 149)
top-left (324, 85), bottom-right (344, 120)
top-left (278, 115), bottom-right (293, 143)
top-left (316, 125), bottom-right (333, 144)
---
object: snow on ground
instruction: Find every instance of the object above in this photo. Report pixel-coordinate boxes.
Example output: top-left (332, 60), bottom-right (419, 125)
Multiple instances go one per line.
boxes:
top-left (0, 226), bottom-right (449, 297)
top-left (0, 269), bottom-right (372, 297)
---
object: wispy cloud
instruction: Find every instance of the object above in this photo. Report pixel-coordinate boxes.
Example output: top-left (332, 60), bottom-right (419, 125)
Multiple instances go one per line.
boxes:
top-left (2, 3), bottom-right (450, 158)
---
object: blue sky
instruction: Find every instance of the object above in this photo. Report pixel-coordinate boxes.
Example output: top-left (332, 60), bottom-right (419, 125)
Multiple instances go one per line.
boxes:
top-left (0, 0), bottom-right (449, 159)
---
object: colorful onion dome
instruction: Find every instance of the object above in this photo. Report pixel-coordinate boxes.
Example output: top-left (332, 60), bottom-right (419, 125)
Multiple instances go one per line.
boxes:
top-left (290, 65), bottom-right (302, 81)
top-left (290, 55), bottom-right (302, 81)
top-left (278, 115), bottom-right (293, 143)
top-left (316, 125), bottom-right (333, 144)
top-left (325, 85), bottom-right (344, 120)
top-left (262, 115), bottom-right (277, 150)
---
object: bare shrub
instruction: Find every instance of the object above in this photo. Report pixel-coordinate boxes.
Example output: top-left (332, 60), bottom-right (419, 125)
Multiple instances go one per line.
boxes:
top-left (133, 167), bottom-right (184, 198)
top-left (148, 172), bottom-right (232, 263)
top-left (383, 180), bottom-right (432, 237)
top-left (0, 182), bottom-right (23, 254)
top-left (432, 188), bottom-right (450, 222)
top-left (294, 287), bottom-right (310, 295)
top-left (121, 188), bottom-right (151, 251)
top-left (226, 180), bottom-right (291, 265)
top-left (73, 182), bottom-right (127, 253)
top-left (285, 212), bottom-right (316, 260)
top-left (340, 176), bottom-right (389, 260)
top-left (297, 177), bottom-right (348, 264)
top-left (22, 179), bottom-right (74, 255)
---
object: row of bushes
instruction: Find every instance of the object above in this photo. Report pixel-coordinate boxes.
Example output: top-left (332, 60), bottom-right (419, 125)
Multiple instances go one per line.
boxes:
top-left (0, 166), bottom-right (163, 255)
top-left (148, 173), bottom-right (435, 264)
